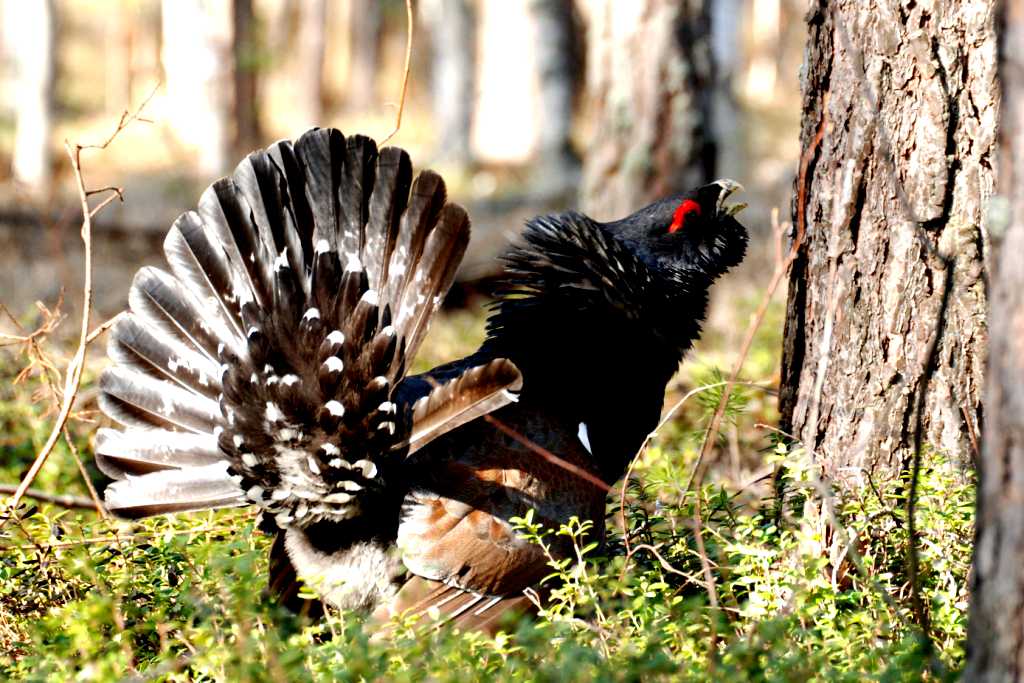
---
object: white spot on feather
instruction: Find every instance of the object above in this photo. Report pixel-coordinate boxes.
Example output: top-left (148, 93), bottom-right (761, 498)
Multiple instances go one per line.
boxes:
top-left (322, 356), bottom-right (343, 373)
top-left (353, 459), bottom-right (378, 479)
top-left (233, 435), bottom-right (244, 448)
top-left (382, 325), bottom-right (395, 337)
top-left (328, 458), bottom-right (344, 468)
top-left (377, 421), bottom-right (396, 435)
top-left (321, 443), bottom-right (340, 456)
top-left (315, 239), bottom-right (330, 253)
top-left (326, 330), bottom-right (345, 346)
top-left (241, 453), bottom-right (258, 467)
top-left (246, 485), bottom-right (264, 501)
top-left (303, 307), bottom-right (321, 321)
top-left (378, 401), bottom-right (396, 413)
top-left (266, 402), bottom-right (284, 423)
top-left (272, 488), bottom-right (291, 501)
top-left (345, 253), bottom-right (362, 271)
top-left (360, 289), bottom-right (379, 306)
top-left (577, 422), bottom-right (592, 455)
top-left (307, 456), bottom-right (321, 475)
top-left (274, 249), bottom-right (290, 270)
top-left (325, 400), bottom-right (345, 417)
top-left (282, 374), bottom-right (300, 386)
top-left (323, 492), bottom-right (353, 504)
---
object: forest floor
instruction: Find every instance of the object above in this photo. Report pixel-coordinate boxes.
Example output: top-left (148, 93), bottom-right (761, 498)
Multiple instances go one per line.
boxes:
top-left (0, 233), bottom-right (972, 679)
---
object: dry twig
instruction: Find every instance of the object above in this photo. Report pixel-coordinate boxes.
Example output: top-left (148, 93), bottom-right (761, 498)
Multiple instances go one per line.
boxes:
top-left (380, 0), bottom-right (414, 145)
top-left (0, 484), bottom-right (95, 511)
top-left (0, 88), bottom-right (157, 529)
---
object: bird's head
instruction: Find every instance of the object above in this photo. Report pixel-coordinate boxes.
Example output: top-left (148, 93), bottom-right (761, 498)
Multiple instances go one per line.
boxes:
top-left (489, 179), bottom-right (750, 353)
top-left (604, 179), bottom-right (749, 284)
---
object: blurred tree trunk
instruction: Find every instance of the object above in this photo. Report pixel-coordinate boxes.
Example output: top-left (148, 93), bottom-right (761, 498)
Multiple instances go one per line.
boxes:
top-left (580, 0), bottom-right (714, 221)
top-left (963, 5), bottom-right (1024, 681)
top-left (295, 0), bottom-right (327, 124)
top-left (423, 0), bottom-right (476, 166)
top-left (709, 0), bottom-right (743, 181)
top-left (232, 0), bottom-right (263, 158)
top-left (6, 0), bottom-right (55, 197)
top-left (161, 0), bottom-right (233, 176)
top-left (347, 0), bottom-right (381, 112)
top-left (529, 0), bottom-right (580, 196)
top-left (779, 1), bottom-right (995, 493)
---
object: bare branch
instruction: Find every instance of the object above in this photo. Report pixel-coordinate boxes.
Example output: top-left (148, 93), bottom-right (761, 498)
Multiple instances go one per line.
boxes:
top-left (380, 0), bottom-right (413, 145)
top-left (0, 484), bottom-right (95, 510)
top-left (0, 89), bottom-right (156, 528)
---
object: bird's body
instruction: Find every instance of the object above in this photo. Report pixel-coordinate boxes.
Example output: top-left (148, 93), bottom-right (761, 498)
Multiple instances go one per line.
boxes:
top-left (96, 128), bottom-right (748, 630)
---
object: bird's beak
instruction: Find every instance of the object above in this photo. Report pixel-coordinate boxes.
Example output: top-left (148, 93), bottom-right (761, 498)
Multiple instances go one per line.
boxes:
top-left (713, 179), bottom-right (747, 217)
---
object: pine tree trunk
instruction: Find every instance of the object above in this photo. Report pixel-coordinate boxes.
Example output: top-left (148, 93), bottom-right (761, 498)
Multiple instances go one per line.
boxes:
top-left (423, 0), bottom-right (476, 166)
top-left (963, 5), bottom-right (1024, 680)
top-left (295, 0), bottom-right (327, 125)
top-left (232, 0), bottom-right (262, 158)
top-left (161, 0), bottom-right (233, 176)
top-left (580, 0), bottom-right (714, 221)
top-left (778, 1), bottom-right (995, 494)
top-left (529, 0), bottom-right (580, 195)
top-left (347, 0), bottom-right (381, 112)
top-left (6, 0), bottom-right (55, 198)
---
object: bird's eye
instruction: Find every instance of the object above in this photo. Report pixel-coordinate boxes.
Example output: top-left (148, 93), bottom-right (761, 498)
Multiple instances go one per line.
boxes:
top-left (668, 199), bottom-right (701, 234)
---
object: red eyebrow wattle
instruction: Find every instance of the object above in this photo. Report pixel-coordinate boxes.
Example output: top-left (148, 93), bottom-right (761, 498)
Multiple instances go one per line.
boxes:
top-left (669, 199), bottom-right (701, 233)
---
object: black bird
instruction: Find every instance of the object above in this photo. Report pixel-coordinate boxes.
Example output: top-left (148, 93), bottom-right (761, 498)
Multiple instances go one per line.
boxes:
top-left (95, 128), bottom-right (748, 630)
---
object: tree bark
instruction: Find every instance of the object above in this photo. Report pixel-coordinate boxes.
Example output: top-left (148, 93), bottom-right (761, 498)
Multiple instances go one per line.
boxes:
top-left (529, 0), bottom-right (580, 195)
top-left (161, 0), bottom-right (233, 177)
top-left (295, 0), bottom-right (327, 125)
top-left (580, 0), bottom-right (715, 221)
top-left (423, 0), bottom-right (476, 166)
top-left (963, 5), bottom-right (1024, 680)
top-left (6, 0), bottom-right (55, 198)
top-left (232, 0), bottom-right (263, 158)
top-left (347, 0), bottom-right (381, 112)
top-left (779, 1), bottom-right (995, 494)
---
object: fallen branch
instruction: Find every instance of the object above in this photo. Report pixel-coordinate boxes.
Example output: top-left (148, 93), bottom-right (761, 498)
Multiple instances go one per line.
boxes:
top-left (0, 484), bottom-right (95, 510)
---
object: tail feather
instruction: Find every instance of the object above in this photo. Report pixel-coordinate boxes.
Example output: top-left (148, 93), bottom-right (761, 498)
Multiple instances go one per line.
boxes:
top-left (396, 203), bottom-right (470, 364)
top-left (96, 128), bottom-right (511, 533)
top-left (128, 267), bottom-right (230, 362)
top-left (99, 366), bottom-right (221, 434)
top-left (95, 428), bottom-right (220, 479)
top-left (107, 314), bottom-right (220, 399)
top-left (104, 462), bottom-right (244, 518)
top-left (293, 128), bottom-right (344, 253)
top-left (338, 134), bottom-right (378, 266)
top-left (365, 146), bottom-right (413, 290)
top-left (164, 212), bottom-right (247, 341)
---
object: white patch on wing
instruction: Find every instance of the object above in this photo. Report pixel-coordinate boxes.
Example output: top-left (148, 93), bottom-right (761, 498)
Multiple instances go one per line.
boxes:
top-left (577, 422), bottom-right (592, 455)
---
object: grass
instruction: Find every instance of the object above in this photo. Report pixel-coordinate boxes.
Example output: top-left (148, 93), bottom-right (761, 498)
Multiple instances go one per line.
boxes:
top-left (0, 299), bottom-right (972, 681)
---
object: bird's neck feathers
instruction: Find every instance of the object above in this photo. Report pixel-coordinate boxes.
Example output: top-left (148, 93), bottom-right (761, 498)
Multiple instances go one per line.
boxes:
top-left (486, 212), bottom-right (711, 364)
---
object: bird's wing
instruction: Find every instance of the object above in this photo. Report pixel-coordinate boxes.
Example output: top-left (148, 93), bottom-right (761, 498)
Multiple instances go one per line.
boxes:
top-left (394, 404), bottom-right (608, 599)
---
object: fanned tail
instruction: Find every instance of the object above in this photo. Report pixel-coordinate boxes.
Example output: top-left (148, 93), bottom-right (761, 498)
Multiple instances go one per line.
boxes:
top-left (97, 128), bottom-right (515, 526)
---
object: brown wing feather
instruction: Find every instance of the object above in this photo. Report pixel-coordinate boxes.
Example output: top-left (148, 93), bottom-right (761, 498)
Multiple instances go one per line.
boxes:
top-left (370, 575), bottom-right (537, 636)
top-left (396, 404), bottom-right (607, 597)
